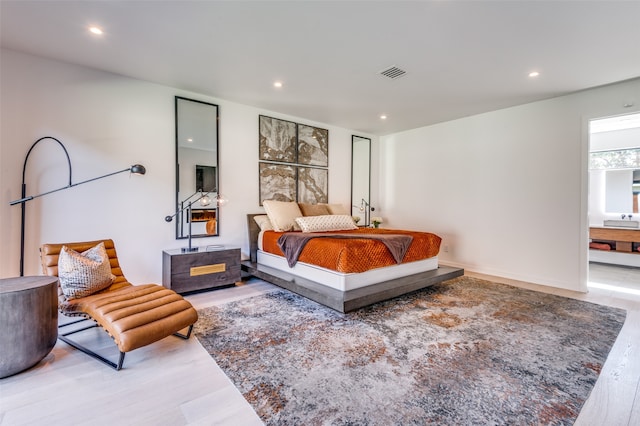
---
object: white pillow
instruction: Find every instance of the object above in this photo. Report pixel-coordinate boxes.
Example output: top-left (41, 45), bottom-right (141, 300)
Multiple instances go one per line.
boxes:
top-left (263, 200), bottom-right (303, 232)
top-left (322, 203), bottom-right (349, 215)
top-left (253, 215), bottom-right (274, 231)
top-left (295, 214), bottom-right (358, 233)
top-left (58, 242), bottom-right (115, 299)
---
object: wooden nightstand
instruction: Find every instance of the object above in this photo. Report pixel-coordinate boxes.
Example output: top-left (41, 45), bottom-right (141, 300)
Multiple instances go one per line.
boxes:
top-left (162, 246), bottom-right (241, 294)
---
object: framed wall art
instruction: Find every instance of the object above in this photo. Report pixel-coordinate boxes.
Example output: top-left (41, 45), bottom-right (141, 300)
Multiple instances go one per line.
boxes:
top-left (297, 166), bottom-right (328, 204)
top-left (298, 124), bottom-right (328, 167)
top-left (258, 116), bottom-right (329, 205)
top-left (259, 162), bottom-right (297, 204)
top-left (259, 115), bottom-right (297, 163)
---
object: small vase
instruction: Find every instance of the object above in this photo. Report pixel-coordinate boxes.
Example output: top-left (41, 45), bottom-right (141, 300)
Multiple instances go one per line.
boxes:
top-left (373, 223), bottom-right (379, 228)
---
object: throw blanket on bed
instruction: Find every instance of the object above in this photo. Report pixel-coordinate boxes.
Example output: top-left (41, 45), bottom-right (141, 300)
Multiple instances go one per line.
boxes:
top-left (278, 232), bottom-right (413, 268)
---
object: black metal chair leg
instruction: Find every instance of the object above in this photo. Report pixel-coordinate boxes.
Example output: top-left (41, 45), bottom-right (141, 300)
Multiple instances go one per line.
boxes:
top-left (57, 319), bottom-right (126, 370)
top-left (57, 334), bottom-right (126, 370)
top-left (173, 324), bottom-right (193, 339)
top-left (58, 319), bottom-right (192, 370)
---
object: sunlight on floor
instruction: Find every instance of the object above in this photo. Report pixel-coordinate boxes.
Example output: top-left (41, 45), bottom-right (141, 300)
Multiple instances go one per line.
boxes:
top-left (588, 281), bottom-right (640, 296)
top-left (588, 262), bottom-right (640, 299)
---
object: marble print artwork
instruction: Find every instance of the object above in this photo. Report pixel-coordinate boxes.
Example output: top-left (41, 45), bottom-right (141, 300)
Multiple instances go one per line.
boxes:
top-left (258, 116), bottom-right (329, 204)
top-left (297, 124), bottom-right (328, 167)
top-left (259, 115), bottom-right (297, 163)
top-left (259, 163), bottom-right (297, 203)
top-left (195, 276), bottom-right (626, 425)
top-left (297, 166), bottom-right (328, 204)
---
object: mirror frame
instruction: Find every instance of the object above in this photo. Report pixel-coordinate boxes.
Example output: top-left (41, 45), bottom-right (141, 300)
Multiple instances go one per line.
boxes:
top-left (174, 96), bottom-right (220, 239)
top-left (351, 135), bottom-right (371, 227)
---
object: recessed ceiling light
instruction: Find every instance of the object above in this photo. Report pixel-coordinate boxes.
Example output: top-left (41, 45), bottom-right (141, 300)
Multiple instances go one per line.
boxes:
top-left (273, 81), bottom-right (283, 88)
top-left (528, 71), bottom-right (540, 78)
top-left (89, 26), bottom-right (103, 35)
top-left (380, 115), bottom-right (387, 120)
top-left (187, 138), bottom-right (193, 143)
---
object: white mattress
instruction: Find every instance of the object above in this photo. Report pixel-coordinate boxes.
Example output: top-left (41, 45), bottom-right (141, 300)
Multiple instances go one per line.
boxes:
top-left (257, 249), bottom-right (439, 292)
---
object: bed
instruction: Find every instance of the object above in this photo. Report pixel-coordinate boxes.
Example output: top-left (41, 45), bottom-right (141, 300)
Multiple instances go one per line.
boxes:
top-left (241, 210), bottom-right (463, 312)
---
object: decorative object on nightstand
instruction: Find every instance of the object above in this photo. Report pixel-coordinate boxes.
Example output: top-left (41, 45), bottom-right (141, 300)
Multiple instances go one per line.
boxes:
top-left (371, 216), bottom-right (383, 228)
top-left (8, 136), bottom-right (145, 276)
top-left (353, 198), bottom-right (375, 228)
top-left (165, 192), bottom-right (228, 253)
top-left (163, 246), bottom-right (241, 294)
top-left (165, 190), bottom-right (211, 252)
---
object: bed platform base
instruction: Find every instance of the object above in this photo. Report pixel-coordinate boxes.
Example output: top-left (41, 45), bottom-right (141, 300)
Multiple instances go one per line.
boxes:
top-left (244, 213), bottom-right (463, 312)
top-left (241, 260), bottom-right (463, 313)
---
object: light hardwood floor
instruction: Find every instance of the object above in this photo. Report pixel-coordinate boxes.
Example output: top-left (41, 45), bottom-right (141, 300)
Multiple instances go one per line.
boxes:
top-left (1, 266), bottom-right (639, 425)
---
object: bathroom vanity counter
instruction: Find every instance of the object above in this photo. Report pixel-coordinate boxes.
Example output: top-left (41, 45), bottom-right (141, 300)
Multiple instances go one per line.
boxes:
top-left (589, 226), bottom-right (640, 253)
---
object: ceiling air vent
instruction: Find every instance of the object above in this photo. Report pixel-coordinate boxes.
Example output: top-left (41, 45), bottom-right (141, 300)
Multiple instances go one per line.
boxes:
top-left (379, 65), bottom-right (407, 80)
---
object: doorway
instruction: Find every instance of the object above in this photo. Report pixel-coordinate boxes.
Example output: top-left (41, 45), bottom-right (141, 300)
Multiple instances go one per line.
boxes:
top-left (587, 112), bottom-right (640, 294)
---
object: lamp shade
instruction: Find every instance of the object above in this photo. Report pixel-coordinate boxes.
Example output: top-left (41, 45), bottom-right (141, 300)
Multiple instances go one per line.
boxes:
top-left (216, 194), bottom-right (229, 206)
top-left (199, 193), bottom-right (211, 206)
top-left (130, 164), bottom-right (146, 175)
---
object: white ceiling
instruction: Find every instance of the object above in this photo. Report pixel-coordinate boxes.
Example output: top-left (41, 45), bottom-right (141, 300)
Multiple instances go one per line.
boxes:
top-left (2, 1), bottom-right (640, 136)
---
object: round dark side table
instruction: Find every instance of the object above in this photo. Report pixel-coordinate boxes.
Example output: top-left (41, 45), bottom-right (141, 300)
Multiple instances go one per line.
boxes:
top-left (0, 276), bottom-right (58, 378)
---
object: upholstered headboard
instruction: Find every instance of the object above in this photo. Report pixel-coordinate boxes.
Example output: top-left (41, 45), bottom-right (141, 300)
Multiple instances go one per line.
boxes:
top-left (247, 213), bottom-right (262, 263)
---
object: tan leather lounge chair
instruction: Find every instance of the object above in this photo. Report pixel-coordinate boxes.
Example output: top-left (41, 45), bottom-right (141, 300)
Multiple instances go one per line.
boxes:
top-left (40, 239), bottom-right (198, 370)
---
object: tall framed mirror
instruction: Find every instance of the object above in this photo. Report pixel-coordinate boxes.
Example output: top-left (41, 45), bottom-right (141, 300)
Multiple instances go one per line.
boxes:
top-left (351, 135), bottom-right (371, 226)
top-left (175, 96), bottom-right (220, 239)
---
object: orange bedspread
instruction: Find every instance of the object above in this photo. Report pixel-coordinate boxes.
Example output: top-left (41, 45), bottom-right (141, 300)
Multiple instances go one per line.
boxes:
top-left (261, 228), bottom-right (441, 273)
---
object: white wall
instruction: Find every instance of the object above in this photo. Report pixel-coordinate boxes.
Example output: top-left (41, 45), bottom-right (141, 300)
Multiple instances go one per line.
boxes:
top-left (0, 49), bottom-right (372, 283)
top-left (589, 169), bottom-right (608, 226)
top-left (379, 78), bottom-right (640, 292)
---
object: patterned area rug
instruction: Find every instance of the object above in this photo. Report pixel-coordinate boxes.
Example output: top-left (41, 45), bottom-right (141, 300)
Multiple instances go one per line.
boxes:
top-left (194, 276), bottom-right (626, 425)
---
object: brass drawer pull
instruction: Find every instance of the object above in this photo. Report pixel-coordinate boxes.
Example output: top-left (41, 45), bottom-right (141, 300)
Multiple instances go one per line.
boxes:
top-left (190, 263), bottom-right (226, 276)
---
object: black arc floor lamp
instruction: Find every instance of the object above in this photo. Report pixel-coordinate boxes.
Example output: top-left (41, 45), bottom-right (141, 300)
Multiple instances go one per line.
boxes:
top-left (8, 136), bottom-right (146, 276)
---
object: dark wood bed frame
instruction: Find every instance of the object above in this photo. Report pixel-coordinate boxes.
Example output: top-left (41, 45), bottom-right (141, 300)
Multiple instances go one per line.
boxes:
top-left (240, 214), bottom-right (464, 313)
